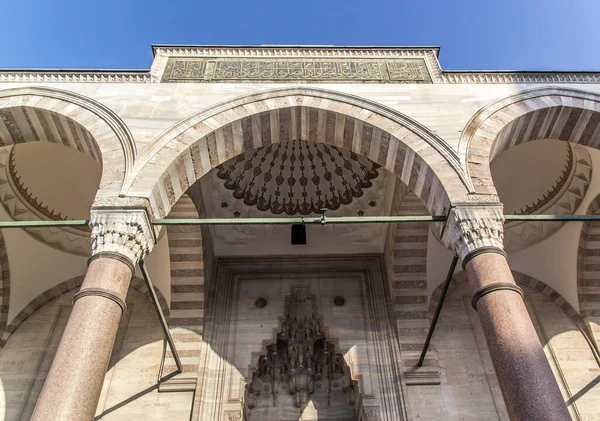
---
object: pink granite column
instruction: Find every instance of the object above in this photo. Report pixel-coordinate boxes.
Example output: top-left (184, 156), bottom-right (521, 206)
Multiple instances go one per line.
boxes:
top-left (32, 209), bottom-right (155, 421)
top-left (444, 205), bottom-right (570, 421)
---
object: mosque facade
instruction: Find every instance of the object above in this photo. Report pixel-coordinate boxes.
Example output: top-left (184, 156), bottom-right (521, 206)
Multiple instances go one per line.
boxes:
top-left (0, 45), bottom-right (598, 420)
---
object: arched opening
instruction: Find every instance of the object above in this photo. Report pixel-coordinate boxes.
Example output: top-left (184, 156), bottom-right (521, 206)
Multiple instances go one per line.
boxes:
top-left (128, 88), bottom-right (465, 421)
top-left (464, 87), bottom-right (600, 321)
top-left (127, 88), bottom-right (468, 221)
top-left (0, 100), bottom-right (113, 349)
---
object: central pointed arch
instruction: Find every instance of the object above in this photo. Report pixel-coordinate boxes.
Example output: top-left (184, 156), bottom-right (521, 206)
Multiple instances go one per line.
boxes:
top-left (126, 88), bottom-right (469, 222)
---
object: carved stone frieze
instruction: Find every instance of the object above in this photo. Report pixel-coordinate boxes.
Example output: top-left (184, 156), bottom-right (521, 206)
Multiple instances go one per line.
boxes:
top-left (90, 208), bottom-right (155, 265)
top-left (442, 205), bottom-right (505, 260)
top-left (4, 45), bottom-right (600, 84)
top-left (161, 58), bottom-right (432, 83)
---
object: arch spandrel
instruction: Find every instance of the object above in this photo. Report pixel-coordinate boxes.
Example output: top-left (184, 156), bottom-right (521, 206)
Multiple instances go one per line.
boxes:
top-left (461, 87), bottom-right (600, 195)
top-left (0, 86), bottom-right (136, 198)
top-left (125, 88), bottom-right (471, 223)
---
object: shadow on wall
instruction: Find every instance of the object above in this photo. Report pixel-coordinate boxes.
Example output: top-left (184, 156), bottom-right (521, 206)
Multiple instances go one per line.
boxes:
top-left (195, 257), bottom-right (402, 421)
top-left (421, 271), bottom-right (600, 421)
top-left (0, 279), bottom-right (188, 421)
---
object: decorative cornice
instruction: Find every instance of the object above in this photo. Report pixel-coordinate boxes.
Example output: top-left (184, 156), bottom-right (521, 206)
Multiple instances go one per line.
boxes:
top-left (151, 45), bottom-right (444, 83)
top-left (0, 70), bottom-right (150, 83)
top-left (442, 205), bottom-right (505, 261)
top-left (443, 71), bottom-right (600, 84)
top-left (90, 208), bottom-right (155, 266)
top-left (152, 45), bottom-right (441, 58)
top-left (4, 69), bottom-right (600, 85)
top-left (4, 45), bottom-right (600, 84)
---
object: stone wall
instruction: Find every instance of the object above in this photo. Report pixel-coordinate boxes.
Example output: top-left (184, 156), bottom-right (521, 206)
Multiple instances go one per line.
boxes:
top-left (0, 263), bottom-right (598, 420)
top-left (197, 257), bottom-right (407, 421)
top-left (406, 272), bottom-right (600, 421)
top-left (0, 287), bottom-right (194, 421)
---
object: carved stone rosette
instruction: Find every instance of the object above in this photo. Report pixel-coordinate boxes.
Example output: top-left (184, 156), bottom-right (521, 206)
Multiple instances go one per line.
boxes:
top-left (90, 208), bottom-right (155, 266)
top-left (442, 205), bottom-right (505, 261)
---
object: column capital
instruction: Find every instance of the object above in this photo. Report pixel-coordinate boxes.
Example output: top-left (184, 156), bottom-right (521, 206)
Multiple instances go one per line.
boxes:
top-left (442, 204), bottom-right (505, 261)
top-left (90, 207), bottom-right (156, 267)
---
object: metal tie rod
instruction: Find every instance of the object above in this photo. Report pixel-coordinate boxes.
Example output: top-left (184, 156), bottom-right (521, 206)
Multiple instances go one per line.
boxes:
top-left (0, 214), bottom-right (600, 228)
top-left (139, 260), bottom-right (184, 374)
top-left (417, 255), bottom-right (459, 367)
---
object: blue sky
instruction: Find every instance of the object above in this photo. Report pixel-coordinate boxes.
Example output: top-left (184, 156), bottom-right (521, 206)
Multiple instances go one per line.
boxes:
top-left (1, 0), bottom-right (599, 71)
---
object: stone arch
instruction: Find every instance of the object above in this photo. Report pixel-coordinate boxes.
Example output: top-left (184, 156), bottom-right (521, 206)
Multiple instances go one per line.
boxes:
top-left (125, 87), bottom-right (469, 222)
top-left (461, 87), bottom-right (600, 194)
top-left (0, 86), bottom-right (136, 197)
top-left (0, 274), bottom-right (168, 349)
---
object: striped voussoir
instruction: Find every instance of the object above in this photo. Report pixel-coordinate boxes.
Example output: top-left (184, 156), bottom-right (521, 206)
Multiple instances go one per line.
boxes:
top-left (0, 274), bottom-right (168, 350)
top-left (0, 106), bottom-right (101, 162)
top-left (392, 192), bottom-right (437, 374)
top-left (165, 194), bottom-right (205, 372)
top-left (0, 87), bottom-right (137, 196)
top-left (578, 194), bottom-right (600, 348)
top-left (0, 232), bottom-right (9, 348)
top-left (129, 91), bottom-right (460, 222)
top-left (465, 88), bottom-right (600, 194)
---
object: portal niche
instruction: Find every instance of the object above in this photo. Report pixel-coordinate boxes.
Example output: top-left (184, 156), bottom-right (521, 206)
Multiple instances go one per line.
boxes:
top-left (243, 286), bottom-right (361, 420)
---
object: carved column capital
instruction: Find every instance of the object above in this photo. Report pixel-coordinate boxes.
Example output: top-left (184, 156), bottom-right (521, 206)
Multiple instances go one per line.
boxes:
top-left (442, 205), bottom-right (505, 261)
top-left (90, 208), bottom-right (156, 267)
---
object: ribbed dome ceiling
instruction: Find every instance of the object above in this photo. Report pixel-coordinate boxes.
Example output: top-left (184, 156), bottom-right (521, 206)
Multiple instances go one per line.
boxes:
top-left (215, 140), bottom-right (381, 216)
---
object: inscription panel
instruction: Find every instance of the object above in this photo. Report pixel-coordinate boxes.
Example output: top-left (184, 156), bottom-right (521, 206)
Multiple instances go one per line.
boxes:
top-left (162, 58), bottom-right (432, 83)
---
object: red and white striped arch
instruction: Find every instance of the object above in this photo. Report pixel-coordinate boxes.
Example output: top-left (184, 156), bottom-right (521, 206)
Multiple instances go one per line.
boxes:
top-left (126, 88), bottom-right (470, 222)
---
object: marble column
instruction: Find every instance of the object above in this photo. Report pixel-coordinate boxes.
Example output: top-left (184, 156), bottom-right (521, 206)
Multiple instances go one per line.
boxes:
top-left (31, 208), bottom-right (155, 421)
top-left (444, 205), bottom-right (570, 421)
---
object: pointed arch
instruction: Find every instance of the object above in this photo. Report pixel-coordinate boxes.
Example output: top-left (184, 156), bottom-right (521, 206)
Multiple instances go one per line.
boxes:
top-left (0, 86), bottom-right (136, 197)
top-left (125, 87), bottom-right (470, 222)
top-left (461, 87), bottom-right (600, 194)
